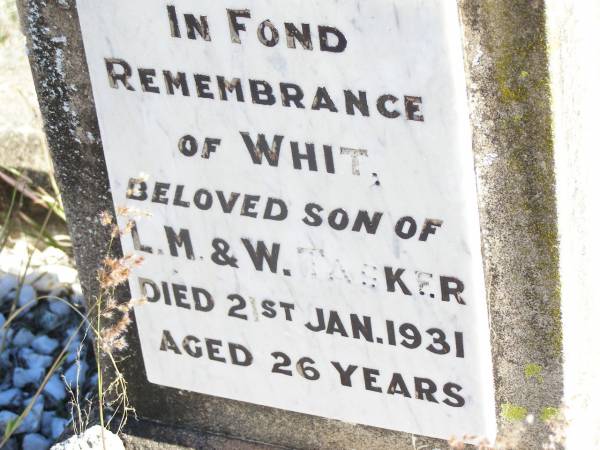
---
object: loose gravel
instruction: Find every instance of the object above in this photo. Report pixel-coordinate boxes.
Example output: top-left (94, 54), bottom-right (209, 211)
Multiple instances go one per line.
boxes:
top-left (0, 244), bottom-right (97, 450)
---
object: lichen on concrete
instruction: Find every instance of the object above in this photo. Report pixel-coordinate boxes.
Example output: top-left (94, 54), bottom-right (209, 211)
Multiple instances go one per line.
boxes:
top-left (459, 0), bottom-right (563, 448)
top-left (524, 363), bottom-right (544, 383)
top-left (540, 406), bottom-right (560, 423)
top-left (501, 403), bottom-right (529, 422)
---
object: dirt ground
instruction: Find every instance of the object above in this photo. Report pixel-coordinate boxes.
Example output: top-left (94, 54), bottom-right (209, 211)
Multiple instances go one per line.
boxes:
top-left (0, 0), bottom-right (50, 176)
top-left (0, 0), bottom-right (68, 249)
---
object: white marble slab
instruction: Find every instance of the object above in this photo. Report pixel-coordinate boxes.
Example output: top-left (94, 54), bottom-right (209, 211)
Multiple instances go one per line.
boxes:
top-left (76, 0), bottom-right (495, 442)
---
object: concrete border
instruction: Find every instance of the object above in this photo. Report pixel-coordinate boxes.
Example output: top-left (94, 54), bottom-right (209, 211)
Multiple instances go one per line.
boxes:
top-left (459, 2), bottom-right (562, 447)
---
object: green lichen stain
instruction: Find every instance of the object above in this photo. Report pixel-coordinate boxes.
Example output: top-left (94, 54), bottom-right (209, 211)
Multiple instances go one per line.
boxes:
top-left (524, 363), bottom-right (544, 383)
top-left (540, 406), bottom-right (560, 422)
top-left (501, 403), bottom-right (528, 422)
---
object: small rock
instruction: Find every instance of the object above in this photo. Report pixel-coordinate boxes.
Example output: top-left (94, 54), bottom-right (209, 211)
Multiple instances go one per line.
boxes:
top-left (50, 417), bottom-right (69, 440)
top-left (37, 309), bottom-right (63, 333)
top-left (2, 438), bottom-right (18, 450)
top-left (71, 293), bottom-right (85, 306)
top-left (0, 388), bottom-right (23, 408)
top-left (64, 331), bottom-right (85, 364)
top-left (0, 410), bottom-right (18, 433)
top-left (0, 350), bottom-right (10, 370)
top-left (24, 272), bottom-right (52, 292)
top-left (87, 373), bottom-right (98, 390)
top-left (0, 242), bottom-right (29, 274)
top-left (43, 375), bottom-right (66, 404)
top-left (51, 425), bottom-right (124, 450)
top-left (23, 432), bottom-right (51, 450)
top-left (71, 282), bottom-right (83, 298)
top-left (0, 313), bottom-right (8, 340)
top-left (48, 298), bottom-right (71, 316)
top-left (18, 285), bottom-right (37, 311)
top-left (17, 396), bottom-right (44, 433)
top-left (63, 327), bottom-right (80, 346)
top-left (19, 348), bottom-right (54, 370)
top-left (13, 367), bottom-right (45, 388)
top-left (13, 328), bottom-right (35, 348)
top-left (41, 411), bottom-right (55, 437)
top-left (40, 247), bottom-right (70, 265)
top-left (26, 266), bottom-right (78, 293)
top-left (31, 336), bottom-right (60, 355)
top-left (63, 328), bottom-right (81, 349)
top-left (65, 350), bottom-right (80, 365)
top-left (65, 344), bottom-right (87, 365)
top-left (8, 242), bottom-right (42, 269)
top-left (0, 370), bottom-right (10, 389)
top-left (0, 275), bottom-right (18, 301)
top-left (48, 287), bottom-right (67, 299)
top-left (63, 361), bottom-right (88, 390)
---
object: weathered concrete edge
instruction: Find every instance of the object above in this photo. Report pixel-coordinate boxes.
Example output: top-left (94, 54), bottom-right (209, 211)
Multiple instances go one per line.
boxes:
top-left (119, 417), bottom-right (292, 450)
top-left (459, 1), bottom-right (563, 448)
top-left (15, 1), bottom-right (448, 449)
top-left (14, 0), bottom-right (119, 297)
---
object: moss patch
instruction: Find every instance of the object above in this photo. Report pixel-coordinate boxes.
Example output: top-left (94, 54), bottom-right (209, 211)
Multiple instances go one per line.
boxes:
top-left (501, 403), bottom-right (528, 422)
top-left (524, 363), bottom-right (543, 383)
top-left (540, 406), bottom-right (560, 422)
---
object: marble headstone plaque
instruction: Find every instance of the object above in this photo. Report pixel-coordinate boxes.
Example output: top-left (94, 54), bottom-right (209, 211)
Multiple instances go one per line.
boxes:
top-left (76, 0), bottom-right (496, 441)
